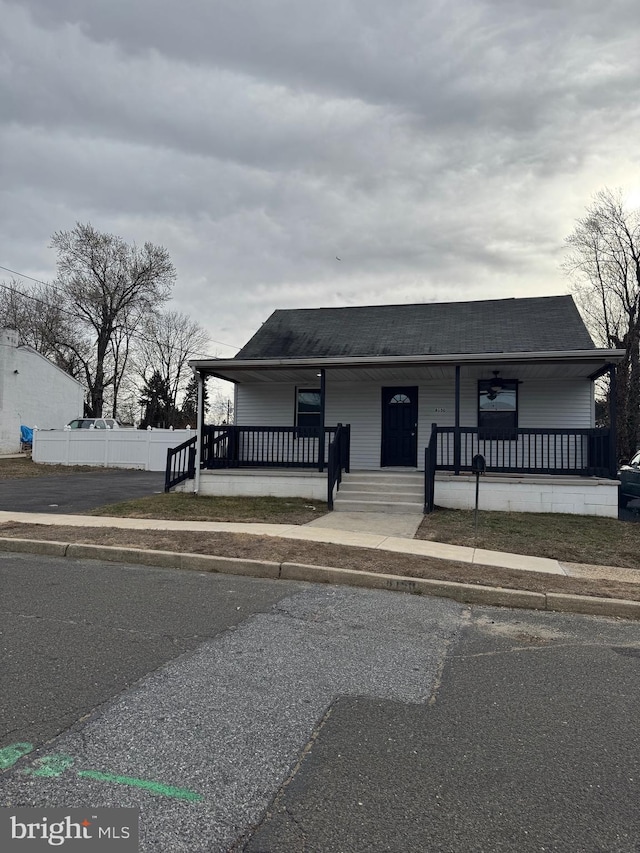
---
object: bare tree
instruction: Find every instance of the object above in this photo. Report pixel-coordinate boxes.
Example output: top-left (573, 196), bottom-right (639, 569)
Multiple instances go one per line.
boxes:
top-left (135, 310), bottom-right (210, 424)
top-left (0, 277), bottom-right (87, 382)
top-left (51, 222), bottom-right (175, 416)
top-left (564, 189), bottom-right (640, 461)
top-left (208, 378), bottom-right (234, 424)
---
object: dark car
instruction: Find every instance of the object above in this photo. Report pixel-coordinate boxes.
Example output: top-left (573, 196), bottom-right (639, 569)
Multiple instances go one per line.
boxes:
top-left (618, 451), bottom-right (640, 508)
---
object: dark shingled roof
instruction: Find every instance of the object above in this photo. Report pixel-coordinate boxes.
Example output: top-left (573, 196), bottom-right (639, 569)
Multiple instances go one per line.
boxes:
top-left (235, 296), bottom-right (595, 360)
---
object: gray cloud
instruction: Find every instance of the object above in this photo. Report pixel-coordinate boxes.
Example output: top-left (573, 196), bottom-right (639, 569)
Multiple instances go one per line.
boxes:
top-left (1, 0), bottom-right (639, 355)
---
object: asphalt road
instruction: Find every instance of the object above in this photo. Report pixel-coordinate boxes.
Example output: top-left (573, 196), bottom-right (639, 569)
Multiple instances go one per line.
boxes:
top-left (0, 470), bottom-right (165, 513)
top-left (3, 553), bottom-right (640, 851)
top-left (0, 552), bottom-right (300, 751)
top-left (247, 609), bottom-right (640, 852)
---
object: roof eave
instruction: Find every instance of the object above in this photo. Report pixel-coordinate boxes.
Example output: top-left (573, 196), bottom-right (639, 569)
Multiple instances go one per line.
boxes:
top-left (191, 349), bottom-right (626, 382)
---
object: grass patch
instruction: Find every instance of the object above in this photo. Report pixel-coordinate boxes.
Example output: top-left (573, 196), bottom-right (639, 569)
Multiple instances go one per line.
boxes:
top-left (0, 457), bottom-right (116, 478)
top-left (87, 492), bottom-right (328, 524)
top-left (417, 507), bottom-right (640, 569)
top-left (1, 521), bottom-right (640, 601)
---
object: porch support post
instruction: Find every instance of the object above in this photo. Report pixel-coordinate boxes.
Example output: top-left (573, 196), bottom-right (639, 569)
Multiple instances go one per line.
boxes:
top-left (194, 369), bottom-right (204, 495)
top-left (454, 364), bottom-right (461, 475)
top-left (608, 363), bottom-right (617, 478)
top-left (319, 368), bottom-right (326, 472)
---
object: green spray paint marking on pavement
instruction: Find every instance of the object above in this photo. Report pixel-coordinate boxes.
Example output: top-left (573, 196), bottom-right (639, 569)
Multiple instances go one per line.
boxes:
top-left (77, 769), bottom-right (204, 801)
top-left (2, 743), bottom-right (203, 802)
top-left (0, 742), bottom-right (33, 770)
top-left (23, 754), bottom-right (75, 777)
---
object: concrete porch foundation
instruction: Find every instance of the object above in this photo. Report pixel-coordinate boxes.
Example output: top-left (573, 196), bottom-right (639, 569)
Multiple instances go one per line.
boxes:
top-left (177, 469), bottom-right (328, 501)
top-left (435, 473), bottom-right (619, 518)
top-left (175, 468), bottom-right (620, 518)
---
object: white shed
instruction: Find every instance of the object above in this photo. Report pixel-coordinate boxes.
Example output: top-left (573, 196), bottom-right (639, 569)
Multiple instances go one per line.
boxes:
top-left (0, 328), bottom-right (84, 454)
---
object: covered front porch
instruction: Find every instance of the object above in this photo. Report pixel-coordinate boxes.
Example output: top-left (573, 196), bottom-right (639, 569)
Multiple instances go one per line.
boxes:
top-left (167, 349), bottom-right (622, 517)
top-left (165, 420), bottom-right (618, 516)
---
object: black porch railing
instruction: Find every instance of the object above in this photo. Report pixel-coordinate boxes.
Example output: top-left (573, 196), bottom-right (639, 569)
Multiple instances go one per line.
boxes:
top-left (165, 425), bottom-right (350, 492)
top-left (202, 425), bottom-right (340, 470)
top-left (422, 424), bottom-right (614, 513)
top-left (423, 424), bottom-right (438, 514)
top-left (434, 426), bottom-right (613, 477)
top-left (327, 424), bottom-right (351, 509)
top-left (165, 434), bottom-right (197, 492)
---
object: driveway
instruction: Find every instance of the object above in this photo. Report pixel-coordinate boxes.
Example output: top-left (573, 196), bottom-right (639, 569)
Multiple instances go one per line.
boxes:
top-left (0, 470), bottom-right (165, 513)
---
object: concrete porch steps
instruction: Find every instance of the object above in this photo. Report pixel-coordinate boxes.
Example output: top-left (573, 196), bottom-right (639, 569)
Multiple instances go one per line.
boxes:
top-left (333, 470), bottom-right (424, 514)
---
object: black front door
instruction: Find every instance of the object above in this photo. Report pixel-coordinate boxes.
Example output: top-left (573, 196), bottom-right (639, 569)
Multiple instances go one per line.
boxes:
top-left (381, 387), bottom-right (418, 467)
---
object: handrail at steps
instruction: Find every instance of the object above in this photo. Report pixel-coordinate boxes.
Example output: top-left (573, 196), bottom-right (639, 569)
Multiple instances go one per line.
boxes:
top-left (327, 424), bottom-right (351, 509)
top-left (423, 422), bottom-right (438, 514)
top-left (165, 435), bottom-right (197, 492)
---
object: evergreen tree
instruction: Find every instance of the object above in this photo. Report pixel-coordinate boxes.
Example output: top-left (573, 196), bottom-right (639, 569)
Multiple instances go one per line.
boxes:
top-left (139, 370), bottom-right (176, 428)
top-left (180, 375), bottom-right (209, 427)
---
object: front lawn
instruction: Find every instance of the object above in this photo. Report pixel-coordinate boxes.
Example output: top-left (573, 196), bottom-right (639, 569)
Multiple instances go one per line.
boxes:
top-left (6, 453), bottom-right (629, 569)
top-left (417, 507), bottom-right (639, 569)
top-left (88, 493), bottom-right (328, 524)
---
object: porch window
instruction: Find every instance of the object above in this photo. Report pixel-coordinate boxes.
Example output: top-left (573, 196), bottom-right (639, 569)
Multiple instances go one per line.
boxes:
top-left (296, 388), bottom-right (322, 428)
top-left (478, 379), bottom-right (518, 431)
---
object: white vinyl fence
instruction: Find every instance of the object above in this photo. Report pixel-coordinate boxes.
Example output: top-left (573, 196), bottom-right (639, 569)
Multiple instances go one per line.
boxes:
top-left (32, 428), bottom-right (195, 471)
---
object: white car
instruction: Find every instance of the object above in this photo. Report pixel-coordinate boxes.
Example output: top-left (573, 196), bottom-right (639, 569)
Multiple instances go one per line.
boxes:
top-left (65, 418), bottom-right (123, 430)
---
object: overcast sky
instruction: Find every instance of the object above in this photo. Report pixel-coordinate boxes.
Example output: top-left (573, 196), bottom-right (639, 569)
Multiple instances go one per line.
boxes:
top-left (1, 0), bottom-right (639, 358)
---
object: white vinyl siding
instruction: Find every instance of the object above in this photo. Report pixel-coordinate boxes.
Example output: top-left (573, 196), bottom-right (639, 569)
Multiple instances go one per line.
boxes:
top-left (325, 382), bottom-right (382, 469)
top-left (235, 377), bottom-right (595, 469)
top-left (518, 380), bottom-right (593, 428)
top-left (458, 379), bottom-right (593, 429)
top-left (235, 384), bottom-right (294, 426)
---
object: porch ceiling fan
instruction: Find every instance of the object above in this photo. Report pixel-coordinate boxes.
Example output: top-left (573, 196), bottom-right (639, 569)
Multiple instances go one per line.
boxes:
top-left (489, 371), bottom-right (504, 392)
top-left (487, 371), bottom-right (504, 400)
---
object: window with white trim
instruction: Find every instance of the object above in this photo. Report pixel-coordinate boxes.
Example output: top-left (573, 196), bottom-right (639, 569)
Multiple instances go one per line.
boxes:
top-left (478, 380), bottom-right (518, 430)
top-left (296, 388), bottom-right (322, 428)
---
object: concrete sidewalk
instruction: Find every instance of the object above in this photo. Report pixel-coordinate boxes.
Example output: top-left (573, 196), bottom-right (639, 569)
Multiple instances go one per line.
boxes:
top-left (1, 508), bottom-right (639, 620)
top-left (0, 508), bottom-right (569, 576)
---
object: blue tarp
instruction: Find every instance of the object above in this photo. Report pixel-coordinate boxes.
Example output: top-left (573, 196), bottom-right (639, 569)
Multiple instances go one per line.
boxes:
top-left (20, 425), bottom-right (33, 444)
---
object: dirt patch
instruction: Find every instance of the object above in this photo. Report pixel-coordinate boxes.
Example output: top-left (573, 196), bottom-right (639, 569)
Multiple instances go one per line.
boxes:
top-left (0, 458), bottom-right (118, 478)
top-left (2, 521), bottom-right (640, 602)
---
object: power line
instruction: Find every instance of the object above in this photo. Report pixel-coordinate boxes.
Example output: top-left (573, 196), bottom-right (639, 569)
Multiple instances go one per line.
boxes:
top-left (0, 264), bottom-right (241, 354)
top-left (0, 277), bottom-right (218, 360)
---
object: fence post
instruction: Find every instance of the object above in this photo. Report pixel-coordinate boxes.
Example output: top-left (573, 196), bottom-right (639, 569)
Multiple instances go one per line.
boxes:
top-left (424, 446), bottom-right (430, 513)
top-left (453, 426), bottom-right (461, 475)
top-left (164, 448), bottom-right (173, 492)
top-left (327, 441), bottom-right (335, 509)
top-left (318, 426), bottom-right (325, 472)
top-left (229, 426), bottom-right (237, 467)
top-left (345, 425), bottom-right (351, 473)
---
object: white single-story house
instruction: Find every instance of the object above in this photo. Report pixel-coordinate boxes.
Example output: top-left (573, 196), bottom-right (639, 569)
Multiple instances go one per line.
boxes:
top-left (0, 328), bottom-right (84, 454)
top-left (169, 296), bottom-right (624, 517)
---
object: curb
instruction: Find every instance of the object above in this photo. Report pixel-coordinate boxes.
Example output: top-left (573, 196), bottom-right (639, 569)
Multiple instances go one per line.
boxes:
top-left (1, 537), bottom-right (639, 620)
